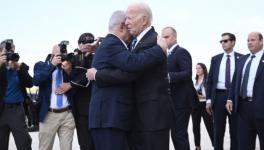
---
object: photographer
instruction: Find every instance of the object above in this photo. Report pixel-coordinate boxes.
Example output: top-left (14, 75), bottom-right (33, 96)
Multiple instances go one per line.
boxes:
top-left (0, 40), bottom-right (32, 150)
top-left (33, 44), bottom-right (75, 150)
top-left (58, 33), bottom-right (100, 150)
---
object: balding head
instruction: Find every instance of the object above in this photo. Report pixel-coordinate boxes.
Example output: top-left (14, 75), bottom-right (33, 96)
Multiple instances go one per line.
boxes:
top-left (247, 32), bottom-right (263, 54)
top-left (161, 26), bottom-right (177, 49)
top-left (52, 44), bottom-right (61, 55)
top-left (125, 2), bottom-right (153, 36)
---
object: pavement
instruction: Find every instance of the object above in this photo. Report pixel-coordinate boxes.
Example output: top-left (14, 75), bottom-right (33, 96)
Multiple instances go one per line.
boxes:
top-left (9, 119), bottom-right (260, 150)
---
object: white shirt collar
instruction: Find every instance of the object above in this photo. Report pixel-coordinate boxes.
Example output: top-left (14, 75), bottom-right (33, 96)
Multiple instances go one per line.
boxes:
top-left (168, 43), bottom-right (178, 54)
top-left (250, 49), bottom-right (264, 58)
top-left (134, 26), bottom-right (152, 47)
top-left (223, 50), bottom-right (235, 58)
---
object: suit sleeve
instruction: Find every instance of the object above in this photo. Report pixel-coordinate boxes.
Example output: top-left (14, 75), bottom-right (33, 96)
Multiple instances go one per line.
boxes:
top-left (206, 57), bottom-right (214, 100)
top-left (95, 68), bottom-right (141, 87)
top-left (33, 61), bottom-right (56, 86)
top-left (108, 44), bottom-right (166, 72)
top-left (168, 49), bottom-right (192, 83)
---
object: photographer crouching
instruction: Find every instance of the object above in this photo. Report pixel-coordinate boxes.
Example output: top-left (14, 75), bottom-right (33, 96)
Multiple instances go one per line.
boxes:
top-left (0, 39), bottom-right (33, 150)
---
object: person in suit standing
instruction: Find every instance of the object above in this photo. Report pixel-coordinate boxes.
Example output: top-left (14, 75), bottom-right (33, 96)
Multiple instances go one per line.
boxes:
top-left (161, 26), bottom-right (195, 150)
top-left (226, 32), bottom-right (264, 149)
top-left (192, 63), bottom-right (214, 150)
top-left (0, 41), bottom-right (33, 150)
top-left (87, 3), bottom-right (173, 150)
top-left (206, 33), bottom-right (243, 150)
top-left (87, 10), bottom-right (169, 150)
top-left (33, 45), bottom-right (75, 150)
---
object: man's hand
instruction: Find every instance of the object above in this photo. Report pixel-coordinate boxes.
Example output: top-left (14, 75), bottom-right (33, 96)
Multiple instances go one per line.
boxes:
top-left (206, 103), bottom-right (213, 115)
top-left (8, 61), bottom-right (21, 70)
top-left (157, 36), bottom-right (168, 55)
top-left (0, 53), bottom-right (7, 66)
top-left (56, 82), bottom-right (72, 94)
top-left (86, 68), bottom-right (97, 80)
top-left (225, 100), bottom-right (233, 114)
top-left (51, 55), bottom-right (62, 66)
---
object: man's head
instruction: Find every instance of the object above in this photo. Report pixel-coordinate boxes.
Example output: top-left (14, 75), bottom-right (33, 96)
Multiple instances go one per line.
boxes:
top-left (78, 33), bottom-right (96, 53)
top-left (125, 2), bottom-right (152, 37)
top-left (161, 26), bottom-right (177, 49)
top-left (109, 10), bottom-right (131, 43)
top-left (247, 32), bottom-right (263, 54)
top-left (52, 44), bottom-right (61, 56)
top-left (220, 33), bottom-right (236, 53)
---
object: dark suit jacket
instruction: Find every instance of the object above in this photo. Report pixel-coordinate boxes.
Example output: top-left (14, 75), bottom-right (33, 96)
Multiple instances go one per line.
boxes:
top-left (230, 53), bottom-right (264, 118)
top-left (167, 45), bottom-right (196, 109)
top-left (0, 63), bottom-right (33, 115)
top-left (94, 27), bottom-right (173, 131)
top-left (33, 62), bottom-right (74, 122)
top-left (89, 33), bottom-right (166, 131)
top-left (206, 52), bottom-right (243, 105)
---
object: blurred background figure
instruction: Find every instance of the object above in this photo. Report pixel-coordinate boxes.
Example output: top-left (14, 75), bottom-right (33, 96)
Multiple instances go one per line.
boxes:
top-left (191, 63), bottom-right (214, 150)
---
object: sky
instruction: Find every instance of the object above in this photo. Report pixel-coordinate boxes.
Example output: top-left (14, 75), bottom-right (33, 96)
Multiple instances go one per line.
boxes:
top-left (1, 0), bottom-right (263, 75)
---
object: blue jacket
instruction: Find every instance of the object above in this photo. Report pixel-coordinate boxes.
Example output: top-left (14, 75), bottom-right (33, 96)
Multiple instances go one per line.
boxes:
top-left (33, 61), bottom-right (74, 122)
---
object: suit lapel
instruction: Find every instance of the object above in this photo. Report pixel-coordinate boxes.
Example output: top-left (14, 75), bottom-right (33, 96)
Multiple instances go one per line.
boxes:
top-left (255, 53), bottom-right (264, 79)
top-left (234, 52), bottom-right (241, 66)
top-left (214, 54), bottom-right (223, 80)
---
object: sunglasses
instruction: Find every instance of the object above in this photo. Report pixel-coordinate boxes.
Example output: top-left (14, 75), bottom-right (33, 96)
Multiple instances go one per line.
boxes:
top-left (220, 39), bottom-right (231, 44)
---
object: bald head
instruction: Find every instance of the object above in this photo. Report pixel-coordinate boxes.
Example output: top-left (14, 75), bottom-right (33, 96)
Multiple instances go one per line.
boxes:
top-left (247, 32), bottom-right (263, 54)
top-left (125, 2), bottom-right (153, 36)
top-left (161, 26), bottom-right (177, 49)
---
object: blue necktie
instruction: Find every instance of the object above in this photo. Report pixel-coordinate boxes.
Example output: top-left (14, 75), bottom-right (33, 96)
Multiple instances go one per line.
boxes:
top-left (225, 55), bottom-right (231, 89)
top-left (56, 67), bottom-right (63, 107)
top-left (240, 55), bottom-right (255, 99)
top-left (131, 38), bottom-right (137, 50)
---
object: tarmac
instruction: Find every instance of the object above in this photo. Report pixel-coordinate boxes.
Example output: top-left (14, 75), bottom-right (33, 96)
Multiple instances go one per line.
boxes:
top-left (9, 119), bottom-right (260, 150)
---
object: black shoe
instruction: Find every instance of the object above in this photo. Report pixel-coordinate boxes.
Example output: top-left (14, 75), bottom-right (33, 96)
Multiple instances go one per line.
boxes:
top-left (27, 125), bottom-right (39, 132)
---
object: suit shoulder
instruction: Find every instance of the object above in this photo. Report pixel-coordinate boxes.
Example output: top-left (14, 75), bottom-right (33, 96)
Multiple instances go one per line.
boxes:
top-left (234, 52), bottom-right (244, 57)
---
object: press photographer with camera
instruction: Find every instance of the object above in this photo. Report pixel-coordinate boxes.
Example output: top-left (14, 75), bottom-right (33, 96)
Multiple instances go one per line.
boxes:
top-left (0, 39), bottom-right (33, 150)
top-left (33, 44), bottom-right (75, 150)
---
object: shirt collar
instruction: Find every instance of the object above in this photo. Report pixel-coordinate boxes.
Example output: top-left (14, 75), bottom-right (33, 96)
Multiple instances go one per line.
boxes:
top-left (250, 49), bottom-right (264, 58)
top-left (223, 50), bottom-right (234, 58)
top-left (135, 26), bottom-right (152, 45)
top-left (168, 43), bottom-right (178, 54)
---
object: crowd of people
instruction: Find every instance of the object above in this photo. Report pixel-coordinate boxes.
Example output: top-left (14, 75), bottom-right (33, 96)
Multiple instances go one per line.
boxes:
top-left (0, 2), bottom-right (263, 150)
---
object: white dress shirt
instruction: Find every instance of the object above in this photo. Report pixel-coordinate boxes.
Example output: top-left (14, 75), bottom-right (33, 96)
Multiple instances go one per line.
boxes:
top-left (167, 43), bottom-right (178, 55)
top-left (50, 69), bottom-right (69, 109)
top-left (241, 49), bottom-right (264, 97)
top-left (217, 51), bottom-right (235, 89)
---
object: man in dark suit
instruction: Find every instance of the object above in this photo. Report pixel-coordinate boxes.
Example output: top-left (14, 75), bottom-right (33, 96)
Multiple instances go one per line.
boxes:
top-left (161, 26), bottom-right (195, 150)
top-left (86, 10), bottom-right (169, 150)
top-left (226, 32), bottom-right (264, 149)
top-left (87, 3), bottom-right (173, 150)
top-left (0, 41), bottom-right (32, 150)
top-left (206, 33), bottom-right (243, 150)
top-left (33, 45), bottom-right (75, 150)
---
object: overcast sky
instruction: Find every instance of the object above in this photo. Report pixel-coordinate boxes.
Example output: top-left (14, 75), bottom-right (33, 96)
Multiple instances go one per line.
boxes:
top-left (1, 0), bottom-right (263, 74)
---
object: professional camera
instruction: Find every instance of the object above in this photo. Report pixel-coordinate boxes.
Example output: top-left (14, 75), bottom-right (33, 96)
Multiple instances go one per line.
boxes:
top-left (59, 40), bottom-right (69, 61)
top-left (2, 39), bottom-right (20, 62)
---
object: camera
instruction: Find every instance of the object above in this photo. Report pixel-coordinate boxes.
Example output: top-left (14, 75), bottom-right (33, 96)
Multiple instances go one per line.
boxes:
top-left (2, 39), bottom-right (20, 62)
top-left (59, 40), bottom-right (69, 61)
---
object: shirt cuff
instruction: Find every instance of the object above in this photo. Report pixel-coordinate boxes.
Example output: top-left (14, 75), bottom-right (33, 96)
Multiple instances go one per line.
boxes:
top-left (206, 99), bottom-right (211, 104)
top-left (227, 100), bottom-right (233, 103)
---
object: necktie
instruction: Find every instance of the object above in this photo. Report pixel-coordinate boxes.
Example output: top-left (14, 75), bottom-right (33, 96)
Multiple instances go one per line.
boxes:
top-left (56, 67), bottom-right (63, 107)
top-left (225, 55), bottom-right (231, 89)
top-left (131, 38), bottom-right (137, 50)
top-left (240, 55), bottom-right (255, 99)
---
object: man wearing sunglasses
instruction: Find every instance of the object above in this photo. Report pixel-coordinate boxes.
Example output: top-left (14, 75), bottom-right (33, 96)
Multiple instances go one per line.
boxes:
top-left (206, 33), bottom-right (243, 150)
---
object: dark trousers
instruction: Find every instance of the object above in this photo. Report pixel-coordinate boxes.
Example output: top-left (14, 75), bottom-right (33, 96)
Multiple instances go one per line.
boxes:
top-left (192, 102), bottom-right (214, 147)
top-left (75, 114), bottom-right (95, 150)
top-left (91, 128), bottom-right (129, 150)
top-left (0, 103), bottom-right (32, 150)
top-left (129, 129), bottom-right (170, 150)
top-left (171, 108), bottom-right (191, 150)
top-left (213, 90), bottom-right (237, 150)
top-left (237, 100), bottom-right (263, 150)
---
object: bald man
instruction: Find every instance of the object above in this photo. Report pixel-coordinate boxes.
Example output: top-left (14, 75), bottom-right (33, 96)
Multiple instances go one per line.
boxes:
top-left (33, 45), bottom-right (75, 150)
top-left (226, 32), bottom-right (264, 149)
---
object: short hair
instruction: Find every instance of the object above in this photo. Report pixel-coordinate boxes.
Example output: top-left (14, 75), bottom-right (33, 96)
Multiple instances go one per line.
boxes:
top-left (258, 33), bottom-right (263, 41)
top-left (129, 2), bottom-right (153, 24)
top-left (78, 33), bottom-right (94, 44)
top-left (163, 26), bottom-right (177, 37)
top-left (108, 10), bottom-right (126, 31)
top-left (221, 32), bottom-right (236, 41)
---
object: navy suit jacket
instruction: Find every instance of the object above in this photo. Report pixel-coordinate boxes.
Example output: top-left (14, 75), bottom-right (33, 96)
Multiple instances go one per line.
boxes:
top-left (33, 62), bottom-right (74, 122)
top-left (167, 45), bottom-right (196, 109)
top-left (89, 33), bottom-right (166, 130)
top-left (206, 52), bottom-right (243, 105)
top-left (230, 53), bottom-right (264, 118)
top-left (93, 27), bottom-right (173, 131)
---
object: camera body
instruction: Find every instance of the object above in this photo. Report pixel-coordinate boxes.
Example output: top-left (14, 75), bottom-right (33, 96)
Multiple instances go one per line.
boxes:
top-left (3, 39), bottom-right (20, 62)
top-left (59, 40), bottom-right (69, 61)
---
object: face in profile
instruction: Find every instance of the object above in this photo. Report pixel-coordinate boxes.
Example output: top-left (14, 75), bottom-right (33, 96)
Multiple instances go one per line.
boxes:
top-left (247, 32), bottom-right (263, 54)
top-left (125, 7), bottom-right (144, 37)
